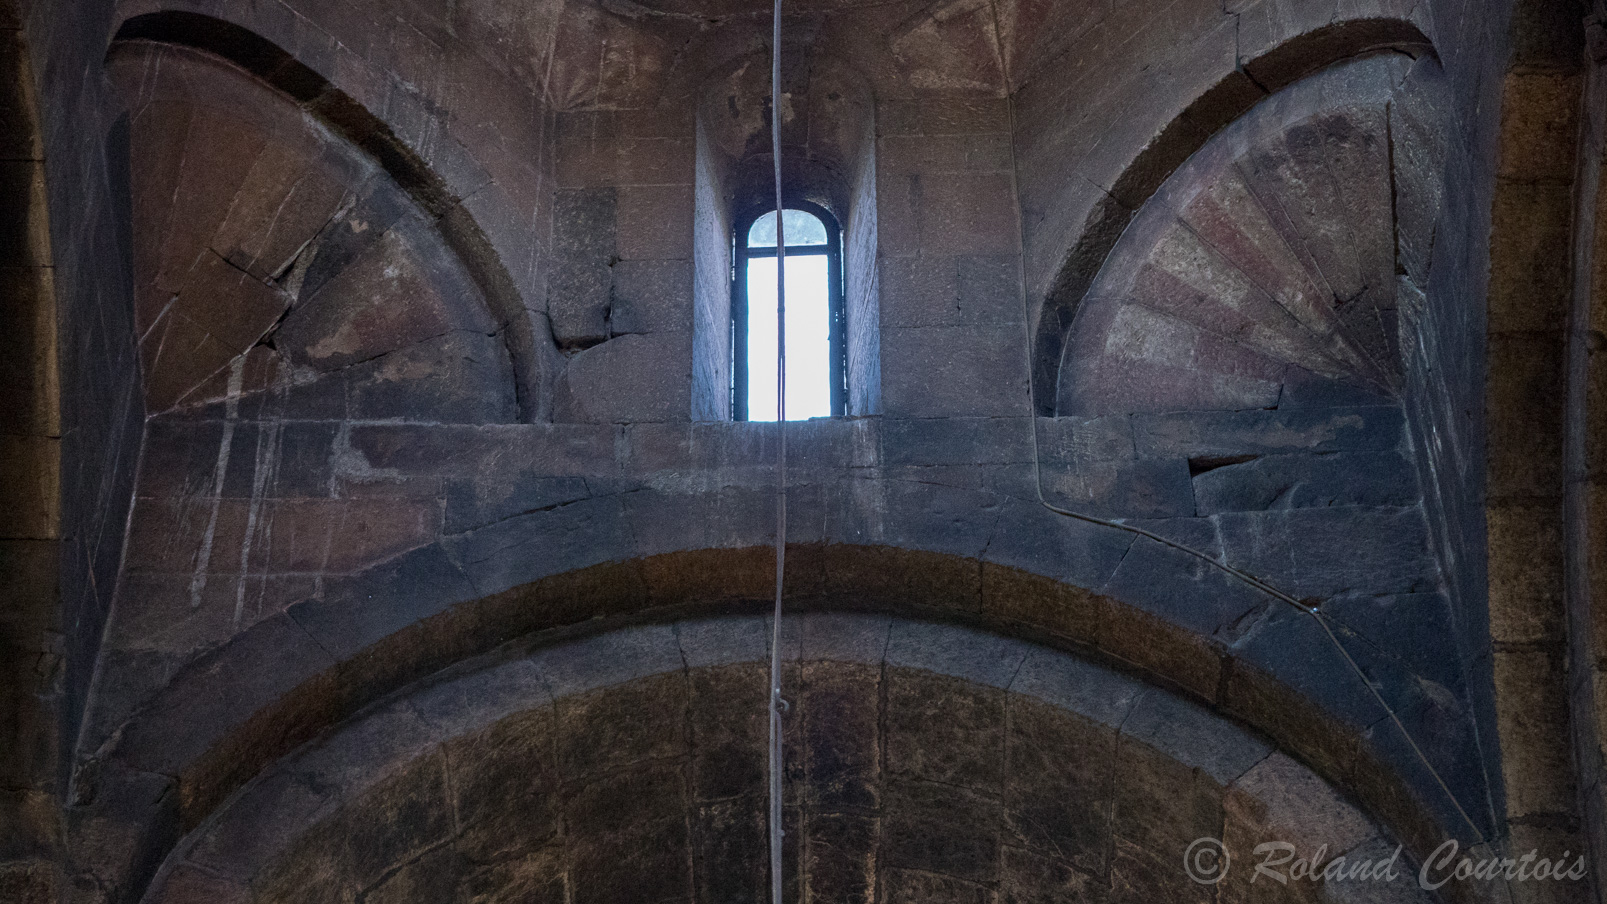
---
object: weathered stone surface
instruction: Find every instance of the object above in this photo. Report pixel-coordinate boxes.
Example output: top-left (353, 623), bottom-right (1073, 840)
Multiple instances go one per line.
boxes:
top-left (1038, 420), bottom-right (1195, 518)
top-left (549, 187), bottom-right (617, 346)
top-left (1132, 406), bottom-right (1404, 458)
top-left (1226, 752), bottom-right (1375, 855)
top-left (882, 777), bottom-right (1004, 881)
top-left (609, 258), bottom-right (693, 335)
top-left (1192, 451), bottom-right (1418, 514)
top-left (1111, 732), bottom-right (1224, 858)
top-left (1321, 591), bottom-right (1463, 691)
top-left (554, 332), bottom-right (692, 423)
top-left (799, 661), bottom-right (880, 811)
top-left (880, 324), bottom-right (1031, 417)
top-left (446, 708), bottom-right (561, 858)
top-left (343, 330), bottom-right (518, 423)
top-left (114, 613), bottom-right (336, 775)
top-left (885, 620), bottom-right (1031, 688)
top-left (887, 669), bottom-right (1004, 790)
top-left (1101, 535), bottom-right (1270, 638)
top-left (1216, 507), bottom-right (1439, 599)
top-left (1004, 695), bottom-right (1115, 873)
top-left (443, 473), bottom-right (591, 533)
top-left (1122, 690), bottom-right (1271, 783)
top-left (276, 231), bottom-right (474, 369)
top-left (290, 543), bottom-right (477, 658)
top-left (443, 495), bottom-right (631, 596)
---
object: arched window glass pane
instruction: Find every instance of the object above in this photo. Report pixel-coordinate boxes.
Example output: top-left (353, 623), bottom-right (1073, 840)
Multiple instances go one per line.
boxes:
top-left (746, 254), bottom-right (832, 421)
top-left (747, 209), bottom-right (828, 248)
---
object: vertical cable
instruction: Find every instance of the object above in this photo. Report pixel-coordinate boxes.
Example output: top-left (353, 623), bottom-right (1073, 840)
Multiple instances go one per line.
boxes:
top-left (767, 0), bottom-right (788, 902)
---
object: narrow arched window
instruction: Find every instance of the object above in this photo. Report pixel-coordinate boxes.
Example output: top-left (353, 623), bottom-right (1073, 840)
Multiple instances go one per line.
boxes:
top-left (732, 203), bottom-right (845, 420)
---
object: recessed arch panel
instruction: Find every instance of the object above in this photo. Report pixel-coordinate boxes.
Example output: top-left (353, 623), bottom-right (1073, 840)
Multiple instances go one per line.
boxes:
top-left (1054, 52), bottom-right (1449, 416)
top-left (1031, 19), bottom-right (1438, 415)
top-left (108, 12), bottom-right (544, 420)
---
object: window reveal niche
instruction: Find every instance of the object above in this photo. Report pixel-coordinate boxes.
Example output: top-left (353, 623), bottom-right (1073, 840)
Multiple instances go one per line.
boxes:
top-left (733, 203), bottom-right (846, 421)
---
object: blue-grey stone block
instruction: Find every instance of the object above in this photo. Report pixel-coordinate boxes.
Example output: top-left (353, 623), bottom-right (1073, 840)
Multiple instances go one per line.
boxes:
top-left (1119, 690), bottom-right (1272, 783)
top-left (886, 619), bottom-right (1030, 687)
top-left (1229, 604), bottom-right (1387, 731)
top-left (1193, 451), bottom-right (1418, 514)
top-left (442, 495), bottom-right (631, 597)
top-left (444, 474), bottom-right (592, 533)
top-left (1100, 535), bottom-right (1270, 639)
top-left (1216, 507), bottom-right (1440, 599)
top-left (979, 497), bottom-right (1135, 591)
top-left (1323, 592), bottom-right (1465, 694)
top-left (292, 544), bottom-right (478, 659)
top-left (1132, 406), bottom-right (1405, 458)
top-left (1009, 647), bottom-right (1146, 728)
top-left (881, 416), bottom-right (1034, 467)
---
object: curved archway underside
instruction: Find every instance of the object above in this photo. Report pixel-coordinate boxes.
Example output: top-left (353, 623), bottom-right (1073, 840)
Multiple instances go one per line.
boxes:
top-left (147, 615), bottom-right (1432, 904)
top-left (85, 544), bottom-right (1476, 904)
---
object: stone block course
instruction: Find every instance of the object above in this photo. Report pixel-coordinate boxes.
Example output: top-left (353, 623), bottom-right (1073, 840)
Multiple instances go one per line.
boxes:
top-left (1132, 406), bottom-right (1405, 458)
top-left (23, 0), bottom-right (1528, 897)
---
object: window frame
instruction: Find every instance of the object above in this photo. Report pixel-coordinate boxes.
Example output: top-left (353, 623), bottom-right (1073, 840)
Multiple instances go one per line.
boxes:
top-left (730, 199), bottom-right (847, 421)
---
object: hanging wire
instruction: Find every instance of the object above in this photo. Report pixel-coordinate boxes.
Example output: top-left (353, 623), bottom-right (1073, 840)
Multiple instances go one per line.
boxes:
top-left (767, 0), bottom-right (788, 899)
top-left (748, 0), bottom-right (1485, 873)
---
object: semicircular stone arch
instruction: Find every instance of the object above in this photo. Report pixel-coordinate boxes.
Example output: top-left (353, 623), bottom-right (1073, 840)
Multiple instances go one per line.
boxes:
top-left (1027, 19), bottom-right (1442, 415)
top-left (107, 34), bottom-right (521, 421)
top-left (1054, 52), bottom-right (1448, 417)
top-left (143, 614), bottom-right (1435, 904)
top-left (80, 544), bottom-right (1475, 904)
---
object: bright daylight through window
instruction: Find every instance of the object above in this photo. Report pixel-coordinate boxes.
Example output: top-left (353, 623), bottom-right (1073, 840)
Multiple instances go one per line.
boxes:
top-left (734, 206), bottom-right (844, 421)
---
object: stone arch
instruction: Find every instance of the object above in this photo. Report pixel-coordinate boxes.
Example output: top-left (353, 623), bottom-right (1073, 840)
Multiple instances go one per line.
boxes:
top-left (140, 614), bottom-right (1434, 904)
top-left (1029, 18), bottom-right (1438, 415)
top-left (1052, 52), bottom-right (1449, 416)
top-left (107, 12), bottom-right (548, 421)
top-left (79, 545), bottom-right (1469, 904)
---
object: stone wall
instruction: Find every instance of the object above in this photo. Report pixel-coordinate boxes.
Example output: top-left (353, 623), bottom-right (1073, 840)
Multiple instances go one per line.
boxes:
top-left (4, 0), bottom-right (1589, 901)
top-left (877, 96), bottom-right (1026, 418)
top-left (0, 4), bottom-right (67, 901)
top-left (2, 0), bottom-right (144, 900)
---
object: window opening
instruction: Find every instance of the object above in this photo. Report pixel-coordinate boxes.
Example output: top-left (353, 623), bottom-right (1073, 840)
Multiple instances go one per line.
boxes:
top-left (732, 202), bottom-right (845, 420)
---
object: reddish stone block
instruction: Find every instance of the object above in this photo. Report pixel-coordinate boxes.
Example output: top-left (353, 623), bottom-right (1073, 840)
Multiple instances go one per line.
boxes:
top-left (170, 250), bottom-right (292, 351)
top-left (324, 498), bottom-right (443, 573)
top-left (139, 311), bottom-right (241, 413)
top-left (211, 141), bottom-right (352, 281)
top-left (275, 230), bottom-right (457, 370)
